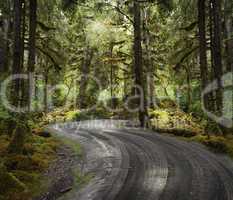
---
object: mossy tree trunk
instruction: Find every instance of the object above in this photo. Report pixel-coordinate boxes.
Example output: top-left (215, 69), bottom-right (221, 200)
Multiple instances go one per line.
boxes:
top-left (79, 46), bottom-right (93, 109)
top-left (211, 0), bottom-right (224, 114)
top-left (133, 0), bottom-right (148, 127)
top-left (8, 124), bottom-right (27, 154)
top-left (12, 0), bottom-right (23, 107)
top-left (28, 0), bottom-right (37, 111)
top-left (197, 0), bottom-right (209, 110)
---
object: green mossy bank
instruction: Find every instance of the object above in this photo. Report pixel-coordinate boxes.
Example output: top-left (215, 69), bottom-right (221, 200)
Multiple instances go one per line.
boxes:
top-left (0, 133), bottom-right (59, 200)
top-left (148, 108), bottom-right (233, 157)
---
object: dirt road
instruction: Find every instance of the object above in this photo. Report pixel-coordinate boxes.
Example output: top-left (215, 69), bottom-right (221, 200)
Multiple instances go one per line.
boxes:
top-left (52, 120), bottom-right (233, 200)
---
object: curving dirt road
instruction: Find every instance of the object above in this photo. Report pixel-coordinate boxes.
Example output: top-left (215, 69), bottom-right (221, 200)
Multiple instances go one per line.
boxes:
top-left (51, 120), bottom-right (233, 200)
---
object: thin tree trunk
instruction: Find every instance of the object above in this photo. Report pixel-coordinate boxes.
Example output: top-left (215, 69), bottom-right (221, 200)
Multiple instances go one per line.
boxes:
top-left (185, 66), bottom-right (192, 111)
top-left (44, 70), bottom-right (48, 113)
top-left (12, 0), bottom-right (22, 107)
top-left (133, 0), bottom-right (147, 127)
top-left (211, 0), bottom-right (223, 114)
top-left (209, 0), bottom-right (217, 112)
top-left (198, 0), bottom-right (209, 110)
top-left (8, 0), bottom-right (26, 155)
top-left (0, 18), bottom-right (9, 74)
top-left (144, 8), bottom-right (155, 109)
top-left (20, 0), bottom-right (26, 107)
top-left (0, 0), bottom-right (11, 75)
top-left (109, 43), bottom-right (114, 109)
top-left (28, 0), bottom-right (37, 111)
top-left (224, 0), bottom-right (233, 73)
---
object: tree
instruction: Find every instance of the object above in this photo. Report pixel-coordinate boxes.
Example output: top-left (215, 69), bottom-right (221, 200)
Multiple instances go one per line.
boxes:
top-left (211, 0), bottom-right (223, 114)
top-left (133, 0), bottom-right (147, 127)
top-left (12, 0), bottom-right (22, 107)
top-left (79, 46), bottom-right (94, 109)
top-left (224, 0), bottom-right (233, 73)
top-left (0, 0), bottom-right (11, 76)
top-left (28, 0), bottom-right (37, 111)
top-left (197, 0), bottom-right (209, 110)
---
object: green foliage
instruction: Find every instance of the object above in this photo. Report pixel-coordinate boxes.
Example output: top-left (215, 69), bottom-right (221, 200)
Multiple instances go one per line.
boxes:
top-left (74, 111), bottom-right (90, 121)
top-left (149, 108), bottom-right (205, 136)
top-left (0, 163), bottom-right (27, 200)
top-left (42, 105), bottom-right (113, 124)
top-left (7, 124), bottom-right (28, 154)
top-left (157, 99), bottom-right (178, 109)
top-left (0, 132), bottom-right (59, 200)
top-left (0, 108), bottom-right (16, 136)
top-left (192, 135), bottom-right (233, 155)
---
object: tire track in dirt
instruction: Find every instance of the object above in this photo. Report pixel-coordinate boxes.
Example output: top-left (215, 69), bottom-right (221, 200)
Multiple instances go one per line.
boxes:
top-left (52, 120), bottom-right (233, 200)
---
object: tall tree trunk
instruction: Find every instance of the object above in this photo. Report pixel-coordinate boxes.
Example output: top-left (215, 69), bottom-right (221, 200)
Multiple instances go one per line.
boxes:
top-left (8, 0), bottom-right (26, 155)
top-left (185, 65), bottom-right (192, 111)
top-left (198, 0), bottom-right (209, 110)
top-left (0, 24), bottom-right (6, 74)
top-left (211, 0), bottom-right (223, 114)
top-left (0, 0), bottom-right (11, 76)
top-left (20, 0), bottom-right (26, 107)
top-left (143, 8), bottom-right (155, 109)
top-left (224, 0), bottom-right (233, 73)
top-left (12, 0), bottom-right (22, 107)
top-left (44, 69), bottom-right (48, 113)
top-left (109, 43), bottom-right (114, 109)
top-left (28, 0), bottom-right (37, 111)
top-left (209, 0), bottom-right (216, 112)
top-left (133, 0), bottom-right (147, 127)
top-left (79, 47), bottom-right (93, 109)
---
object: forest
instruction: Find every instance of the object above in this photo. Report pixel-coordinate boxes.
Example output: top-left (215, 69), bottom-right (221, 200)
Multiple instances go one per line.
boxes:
top-left (0, 0), bottom-right (232, 199)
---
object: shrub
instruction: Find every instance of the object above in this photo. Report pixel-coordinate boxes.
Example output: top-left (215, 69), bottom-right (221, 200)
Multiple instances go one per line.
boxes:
top-left (149, 108), bottom-right (204, 136)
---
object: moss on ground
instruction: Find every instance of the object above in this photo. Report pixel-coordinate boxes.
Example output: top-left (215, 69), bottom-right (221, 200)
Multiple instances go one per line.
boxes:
top-left (191, 135), bottom-right (233, 157)
top-left (0, 133), bottom-right (60, 200)
top-left (149, 108), bottom-right (233, 157)
top-left (40, 106), bottom-right (113, 125)
top-left (149, 108), bottom-right (205, 136)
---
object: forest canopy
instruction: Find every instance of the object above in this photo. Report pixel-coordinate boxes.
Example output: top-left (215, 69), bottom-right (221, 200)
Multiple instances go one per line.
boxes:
top-left (0, 0), bottom-right (232, 129)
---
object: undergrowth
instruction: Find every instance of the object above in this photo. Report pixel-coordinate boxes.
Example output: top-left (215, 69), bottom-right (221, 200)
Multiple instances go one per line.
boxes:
top-left (149, 108), bottom-right (205, 135)
top-left (40, 106), bottom-right (113, 125)
top-left (148, 106), bottom-right (233, 157)
top-left (0, 132), bottom-right (59, 200)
